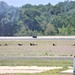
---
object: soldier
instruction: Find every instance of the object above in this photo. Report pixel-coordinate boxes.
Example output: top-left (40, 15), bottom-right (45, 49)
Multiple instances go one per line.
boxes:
top-left (73, 56), bottom-right (75, 75)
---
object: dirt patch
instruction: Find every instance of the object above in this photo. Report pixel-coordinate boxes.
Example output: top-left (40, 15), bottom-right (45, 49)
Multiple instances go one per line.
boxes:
top-left (61, 67), bottom-right (73, 74)
top-left (61, 69), bottom-right (73, 73)
top-left (0, 66), bottom-right (62, 74)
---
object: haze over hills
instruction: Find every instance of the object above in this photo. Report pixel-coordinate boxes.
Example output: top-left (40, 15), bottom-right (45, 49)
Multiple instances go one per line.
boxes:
top-left (0, 1), bottom-right (75, 36)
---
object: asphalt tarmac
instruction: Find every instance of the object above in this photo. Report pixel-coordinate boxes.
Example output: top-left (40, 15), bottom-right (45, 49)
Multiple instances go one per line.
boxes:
top-left (0, 36), bottom-right (75, 40)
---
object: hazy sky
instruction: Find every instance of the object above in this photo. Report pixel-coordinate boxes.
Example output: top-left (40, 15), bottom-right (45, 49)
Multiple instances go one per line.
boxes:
top-left (0, 0), bottom-right (75, 7)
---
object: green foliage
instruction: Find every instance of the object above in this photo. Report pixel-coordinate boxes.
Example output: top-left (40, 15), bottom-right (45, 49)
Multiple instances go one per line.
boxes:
top-left (58, 25), bottom-right (75, 35)
top-left (0, 1), bottom-right (75, 36)
top-left (45, 23), bottom-right (56, 35)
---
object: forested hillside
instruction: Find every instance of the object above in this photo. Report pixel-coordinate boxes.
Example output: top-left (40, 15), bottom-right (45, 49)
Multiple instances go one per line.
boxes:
top-left (0, 1), bottom-right (75, 36)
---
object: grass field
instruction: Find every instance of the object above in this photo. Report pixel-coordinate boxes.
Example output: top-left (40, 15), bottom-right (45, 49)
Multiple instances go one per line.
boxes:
top-left (0, 39), bottom-right (74, 75)
top-left (0, 40), bottom-right (75, 57)
top-left (0, 59), bottom-right (73, 66)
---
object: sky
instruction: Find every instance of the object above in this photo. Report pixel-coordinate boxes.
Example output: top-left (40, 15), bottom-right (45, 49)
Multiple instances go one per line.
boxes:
top-left (0, 0), bottom-right (75, 7)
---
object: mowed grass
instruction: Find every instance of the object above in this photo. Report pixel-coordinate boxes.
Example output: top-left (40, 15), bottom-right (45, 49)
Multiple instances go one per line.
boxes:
top-left (0, 59), bottom-right (73, 66)
top-left (0, 40), bottom-right (75, 56)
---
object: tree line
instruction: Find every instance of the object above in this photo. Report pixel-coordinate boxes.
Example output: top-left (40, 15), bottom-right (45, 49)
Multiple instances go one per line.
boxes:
top-left (0, 1), bottom-right (75, 36)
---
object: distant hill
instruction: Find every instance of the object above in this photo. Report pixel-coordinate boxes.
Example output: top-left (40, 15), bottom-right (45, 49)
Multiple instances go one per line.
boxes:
top-left (0, 1), bottom-right (75, 36)
top-left (0, 1), bottom-right (9, 9)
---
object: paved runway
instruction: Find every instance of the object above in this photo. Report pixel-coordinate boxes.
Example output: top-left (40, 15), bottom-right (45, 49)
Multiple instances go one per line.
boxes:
top-left (0, 36), bottom-right (75, 40)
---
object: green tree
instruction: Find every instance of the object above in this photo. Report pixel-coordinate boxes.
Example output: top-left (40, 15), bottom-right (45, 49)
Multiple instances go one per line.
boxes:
top-left (45, 23), bottom-right (56, 35)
